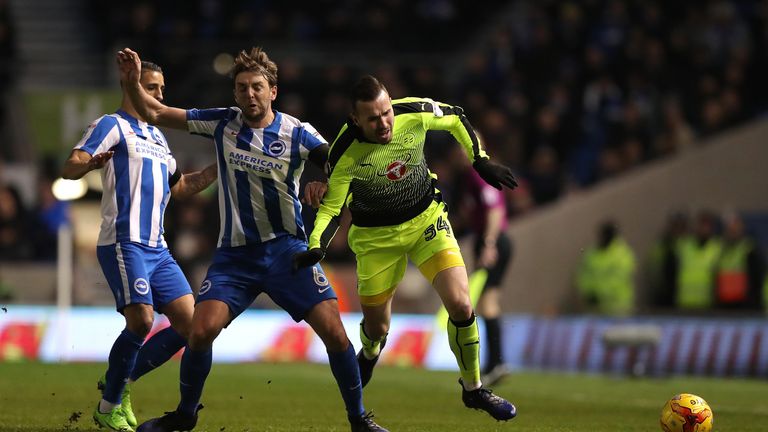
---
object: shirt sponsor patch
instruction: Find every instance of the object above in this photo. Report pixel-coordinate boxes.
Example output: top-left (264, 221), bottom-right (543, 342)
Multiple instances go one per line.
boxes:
top-left (227, 147), bottom-right (288, 179)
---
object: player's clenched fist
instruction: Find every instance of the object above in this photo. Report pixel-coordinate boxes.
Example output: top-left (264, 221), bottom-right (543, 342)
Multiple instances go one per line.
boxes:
top-left (292, 248), bottom-right (325, 272)
top-left (472, 158), bottom-right (518, 190)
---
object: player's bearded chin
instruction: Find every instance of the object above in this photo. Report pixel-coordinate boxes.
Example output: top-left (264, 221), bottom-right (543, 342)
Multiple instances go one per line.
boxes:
top-left (243, 104), bottom-right (264, 122)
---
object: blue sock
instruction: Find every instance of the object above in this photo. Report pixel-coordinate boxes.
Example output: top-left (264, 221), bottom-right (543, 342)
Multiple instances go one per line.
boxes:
top-left (177, 347), bottom-right (212, 416)
top-left (103, 329), bottom-right (144, 404)
top-left (129, 326), bottom-right (186, 382)
top-left (328, 341), bottom-right (365, 418)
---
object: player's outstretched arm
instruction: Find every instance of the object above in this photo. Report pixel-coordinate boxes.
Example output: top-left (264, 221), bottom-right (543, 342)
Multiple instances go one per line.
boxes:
top-left (117, 48), bottom-right (188, 130)
top-left (171, 163), bottom-right (218, 200)
top-left (62, 149), bottom-right (114, 180)
top-left (473, 158), bottom-right (518, 190)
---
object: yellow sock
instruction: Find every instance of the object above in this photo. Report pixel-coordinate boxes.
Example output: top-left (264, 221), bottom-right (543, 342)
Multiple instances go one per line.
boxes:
top-left (359, 320), bottom-right (385, 359)
top-left (447, 314), bottom-right (481, 389)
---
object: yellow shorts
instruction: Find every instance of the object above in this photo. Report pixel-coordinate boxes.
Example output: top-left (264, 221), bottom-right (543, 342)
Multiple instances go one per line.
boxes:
top-left (348, 200), bottom-right (465, 305)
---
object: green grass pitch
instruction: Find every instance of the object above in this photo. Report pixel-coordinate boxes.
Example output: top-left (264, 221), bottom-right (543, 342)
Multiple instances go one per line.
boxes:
top-left (0, 362), bottom-right (765, 431)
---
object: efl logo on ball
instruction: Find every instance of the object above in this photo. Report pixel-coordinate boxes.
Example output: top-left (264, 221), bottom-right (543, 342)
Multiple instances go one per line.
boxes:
top-left (660, 393), bottom-right (713, 432)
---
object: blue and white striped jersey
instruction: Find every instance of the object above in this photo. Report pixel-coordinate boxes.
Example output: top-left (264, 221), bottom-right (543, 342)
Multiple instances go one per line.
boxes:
top-left (74, 110), bottom-right (177, 248)
top-left (187, 107), bottom-right (325, 248)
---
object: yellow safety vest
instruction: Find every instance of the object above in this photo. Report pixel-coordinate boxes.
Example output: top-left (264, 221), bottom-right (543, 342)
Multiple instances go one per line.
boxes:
top-left (676, 237), bottom-right (722, 309)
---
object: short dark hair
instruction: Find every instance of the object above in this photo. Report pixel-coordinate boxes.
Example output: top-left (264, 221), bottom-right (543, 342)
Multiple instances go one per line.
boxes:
top-left (350, 75), bottom-right (388, 106)
top-left (231, 47), bottom-right (278, 87)
top-left (140, 61), bottom-right (162, 74)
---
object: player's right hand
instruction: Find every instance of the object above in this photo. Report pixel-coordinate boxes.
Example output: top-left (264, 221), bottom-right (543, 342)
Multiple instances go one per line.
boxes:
top-left (116, 48), bottom-right (142, 85)
top-left (291, 248), bottom-right (325, 272)
top-left (88, 151), bottom-right (114, 171)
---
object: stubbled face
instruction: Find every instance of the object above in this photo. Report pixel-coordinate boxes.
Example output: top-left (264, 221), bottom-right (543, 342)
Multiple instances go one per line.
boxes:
top-left (234, 71), bottom-right (276, 125)
top-left (141, 70), bottom-right (165, 102)
top-left (352, 89), bottom-right (394, 144)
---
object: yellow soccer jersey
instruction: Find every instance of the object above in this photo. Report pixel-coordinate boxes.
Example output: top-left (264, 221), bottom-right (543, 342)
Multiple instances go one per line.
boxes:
top-left (308, 97), bottom-right (488, 250)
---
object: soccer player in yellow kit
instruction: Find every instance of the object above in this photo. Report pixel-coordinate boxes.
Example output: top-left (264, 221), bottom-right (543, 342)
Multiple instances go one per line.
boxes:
top-left (293, 75), bottom-right (518, 421)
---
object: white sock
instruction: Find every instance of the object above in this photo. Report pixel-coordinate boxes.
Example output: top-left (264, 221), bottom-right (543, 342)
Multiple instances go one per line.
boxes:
top-left (98, 399), bottom-right (119, 413)
top-left (463, 380), bottom-right (482, 391)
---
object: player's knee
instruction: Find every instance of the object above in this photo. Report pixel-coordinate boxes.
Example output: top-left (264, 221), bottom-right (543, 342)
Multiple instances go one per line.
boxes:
top-left (366, 320), bottom-right (390, 341)
top-left (323, 326), bottom-right (350, 352)
top-left (188, 322), bottom-right (221, 350)
top-left (126, 317), bottom-right (154, 338)
top-left (445, 299), bottom-right (473, 322)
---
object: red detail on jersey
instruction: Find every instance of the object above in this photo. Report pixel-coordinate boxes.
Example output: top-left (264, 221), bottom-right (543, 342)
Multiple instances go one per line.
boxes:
top-left (671, 401), bottom-right (712, 432)
top-left (385, 160), bottom-right (408, 181)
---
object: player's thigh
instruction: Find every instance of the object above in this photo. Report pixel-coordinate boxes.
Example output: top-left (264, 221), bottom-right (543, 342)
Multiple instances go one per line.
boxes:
top-left (97, 242), bottom-right (155, 311)
top-left (197, 249), bottom-right (262, 322)
top-left (266, 247), bottom-right (338, 322)
top-left (150, 252), bottom-right (193, 312)
top-left (433, 266), bottom-right (472, 319)
top-left (349, 225), bottom-right (408, 304)
top-left (407, 203), bottom-right (465, 283)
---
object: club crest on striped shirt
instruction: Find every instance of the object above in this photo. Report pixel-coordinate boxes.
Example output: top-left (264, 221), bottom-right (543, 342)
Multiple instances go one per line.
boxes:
top-left (267, 140), bottom-right (286, 157)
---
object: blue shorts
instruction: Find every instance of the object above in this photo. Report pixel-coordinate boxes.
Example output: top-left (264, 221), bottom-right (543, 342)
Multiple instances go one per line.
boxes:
top-left (97, 242), bottom-right (192, 313)
top-left (200, 235), bottom-right (336, 322)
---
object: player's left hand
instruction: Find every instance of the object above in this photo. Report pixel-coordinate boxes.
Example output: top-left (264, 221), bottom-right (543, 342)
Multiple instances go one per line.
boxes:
top-left (292, 248), bottom-right (325, 272)
top-left (473, 158), bottom-right (518, 190)
top-left (301, 181), bottom-right (327, 209)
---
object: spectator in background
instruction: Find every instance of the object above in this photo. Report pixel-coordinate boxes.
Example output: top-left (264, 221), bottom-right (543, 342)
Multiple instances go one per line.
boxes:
top-left (576, 221), bottom-right (636, 316)
top-left (31, 173), bottom-right (70, 261)
top-left (526, 145), bottom-right (564, 205)
top-left (715, 211), bottom-right (764, 311)
top-left (648, 212), bottom-right (689, 309)
top-left (673, 210), bottom-right (722, 310)
top-left (0, 0), bottom-right (16, 158)
top-left (654, 97), bottom-right (696, 156)
top-left (0, 184), bottom-right (30, 260)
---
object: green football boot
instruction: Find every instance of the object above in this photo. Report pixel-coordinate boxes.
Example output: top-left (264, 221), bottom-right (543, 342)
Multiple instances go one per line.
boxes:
top-left (98, 375), bottom-right (138, 428)
top-left (93, 404), bottom-right (134, 432)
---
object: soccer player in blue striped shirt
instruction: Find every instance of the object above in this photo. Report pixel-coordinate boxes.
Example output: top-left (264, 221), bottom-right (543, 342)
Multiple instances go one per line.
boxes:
top-left (117, 47), bottom-right (387, 432)
top-left (63, 60), bottom-right (217, 431)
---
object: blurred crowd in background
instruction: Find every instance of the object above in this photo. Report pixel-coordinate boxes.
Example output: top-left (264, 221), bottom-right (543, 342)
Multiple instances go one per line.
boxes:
top-left (1, 0), bottom-right (767, 312)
